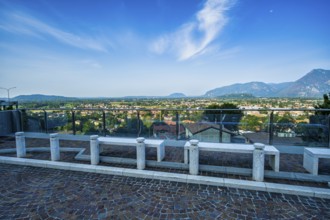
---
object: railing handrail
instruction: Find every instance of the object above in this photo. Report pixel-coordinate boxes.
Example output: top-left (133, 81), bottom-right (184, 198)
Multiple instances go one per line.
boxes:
top-left (17, 107), bottom-right (330, 112)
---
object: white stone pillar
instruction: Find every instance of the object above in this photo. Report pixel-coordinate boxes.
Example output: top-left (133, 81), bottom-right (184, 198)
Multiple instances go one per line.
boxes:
top-left (90, 135), bottom-right (99, 165)
top-left (253, 143), bottom-right (265, 181)
top-left (50, 133), bottom-right (60, 161)
top-left (15, 132), bottom-right (26, 158)
top-left (136, 137), bottom-right (146, 170)
top-left (189, 140), bottom-right (199, 175)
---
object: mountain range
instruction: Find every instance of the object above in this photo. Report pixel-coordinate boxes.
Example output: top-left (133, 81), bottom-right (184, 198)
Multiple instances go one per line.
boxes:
top-left (205, 69), bottom-right (330, 98)
top-left (12, 94), bottom-right (78, 102)
top-left (7, 69), bottom-right (329, 101)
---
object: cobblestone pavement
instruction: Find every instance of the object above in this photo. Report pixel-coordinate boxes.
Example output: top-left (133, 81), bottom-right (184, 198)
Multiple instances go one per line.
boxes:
top-left (0, 164), bottom-right (329, 220)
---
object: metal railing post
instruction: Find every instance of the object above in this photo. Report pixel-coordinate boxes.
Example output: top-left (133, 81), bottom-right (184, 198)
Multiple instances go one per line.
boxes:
top-left (219, 111), bottom-right (223, 143)
top-left (268, 111), bottom-right (274, 145)
top-left (18, 110), bottom-right (23, 132)
top-left (102, 111), bottom-right (106, 136)
top-left (137, 111), bottom-right (140, 137)
top-left (328, 115), bottom-right (330, 148)
top-left (72, 111), bottom-right (76, 135)
top-left (20, 109), bottom-right (27, 132)
top-left (176, 111), bottom-right (179, 140)
top-left (43, 110), bottom-right (48, 133)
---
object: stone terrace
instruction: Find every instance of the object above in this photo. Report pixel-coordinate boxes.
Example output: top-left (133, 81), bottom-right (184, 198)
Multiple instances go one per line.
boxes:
top-left (1, 164), bottom-right (330, 219)
top-left (1, 136), bottom-right (330, 219)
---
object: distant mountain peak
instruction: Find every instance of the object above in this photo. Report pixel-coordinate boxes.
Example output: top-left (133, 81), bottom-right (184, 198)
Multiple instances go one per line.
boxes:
top-left (278, 69), bottom-right (330, 97)
top-left (168, 93), bottom-right (186, 98)
top-left (205, 68), bottom-right (330, 98)
top-left (205, 81), bottom-right (277, 97)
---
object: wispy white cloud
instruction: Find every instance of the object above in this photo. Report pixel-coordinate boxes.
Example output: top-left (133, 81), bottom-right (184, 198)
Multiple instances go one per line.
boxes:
top-left (0, 12), bottom-right (111, 52)
top-left (150, 0), bottom-right (235, 61)
top-left (0, 23), bottom-right (42, 39)
top-left (80, 59), bottom-right (103, 69)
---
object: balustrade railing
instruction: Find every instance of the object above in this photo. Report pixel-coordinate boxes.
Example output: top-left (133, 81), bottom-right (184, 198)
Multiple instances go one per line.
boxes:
top-left (16, 108), bottom-right (330, 148)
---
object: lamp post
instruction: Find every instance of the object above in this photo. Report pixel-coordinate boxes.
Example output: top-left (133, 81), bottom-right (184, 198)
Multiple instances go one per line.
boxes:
top-left (0, 87), bottom-right (16, 102)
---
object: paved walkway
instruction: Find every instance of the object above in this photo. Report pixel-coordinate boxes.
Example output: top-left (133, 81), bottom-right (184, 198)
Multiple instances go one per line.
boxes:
top-left (1, 136), bottom-right (330, 219)
top-left (1, 164), bottom-right (330, 219)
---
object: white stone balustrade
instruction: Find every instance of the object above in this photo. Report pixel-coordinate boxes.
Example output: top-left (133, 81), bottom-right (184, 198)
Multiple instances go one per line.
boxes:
top-left (303, 148), bottom-right (330, 175)
top-left (90, 135), bottom-right (99, 165)
top-left (50, 133), bottom-right (60, 161)
top-left (15, 132), bottom-right (26, 158)
top-left (184, 142), bottom-right (279, 172)
top-left (97, 137), bottom-right (165, 162)
top-left (253, 143), bottom-right (265, 182)
top-left (189, 140), bottom-right (199, 175)
top-left (136, 137), bottom-right (146, 170)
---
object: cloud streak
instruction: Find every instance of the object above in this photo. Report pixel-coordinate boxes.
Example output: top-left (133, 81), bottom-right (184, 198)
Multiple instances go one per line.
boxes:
top-left (0, 12), bottom-right (110, 52)
top-left (150, 0), bottom-right (235, 61)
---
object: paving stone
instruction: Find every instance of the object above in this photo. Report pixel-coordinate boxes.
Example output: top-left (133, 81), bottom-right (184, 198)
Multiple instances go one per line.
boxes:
top-left (1, 137), bottom-right (330, 218)
top-left (0, 164), bottom-right (329, 219)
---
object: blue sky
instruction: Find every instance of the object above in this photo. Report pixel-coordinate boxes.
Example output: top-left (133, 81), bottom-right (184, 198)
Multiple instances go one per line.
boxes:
top-left (0, 0), bottom-right (329, 97)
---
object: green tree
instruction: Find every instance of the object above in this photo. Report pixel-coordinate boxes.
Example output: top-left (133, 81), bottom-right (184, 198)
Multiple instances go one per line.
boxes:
top-left (274, 113), bottom-right (295, 133)
top-left (82, 120), bottom-right (98, 134)
top-left (315, 93), bottom-right (330, 115)
top-left (142, 115), bottom-right (153, 137)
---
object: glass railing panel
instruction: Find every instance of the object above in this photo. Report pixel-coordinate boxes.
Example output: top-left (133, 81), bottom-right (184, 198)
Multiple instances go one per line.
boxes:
top-left (183, 121), bottom-right (221, 143)
top-left (238, 111), bottom-right (270, 145)
top-left (139, 110), bottom-right (158, 139)
top-left (74, 110), bottom-right (103, 136)
top-left (297, 114), bottom-right (328, 147)
top-left (21, 110), bottom-right (45, 133)
top-left (268, 111), bottom-right (328, 147)
top-left (271, 111), bottom-right (299, 146)
top-left (105, 110), bottom-right (139, 138)
top-left (139, 110), bottom-right (180, 140)
top-left (14, 108), bottom-right (330, 148)
top-left (104, 111), bottom-right (115, 136)
top-left (45, 110), bottom-right (72, 134)
top-left (183, 112), bottom-right (246, 143)
top-left (180, 109), bottom-right (203, 141)
top-left (182, 113), bottom-right (221, 143)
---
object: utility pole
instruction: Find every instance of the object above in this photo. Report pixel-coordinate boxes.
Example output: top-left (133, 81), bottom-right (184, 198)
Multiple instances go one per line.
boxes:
top-left (0, 87), bottom-right (16, 102)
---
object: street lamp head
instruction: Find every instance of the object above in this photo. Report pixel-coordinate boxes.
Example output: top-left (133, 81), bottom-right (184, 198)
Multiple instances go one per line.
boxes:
top-left (0, 87), bottom-right (16, 90)
top-left (0, 86), bottom-right (16, 102)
